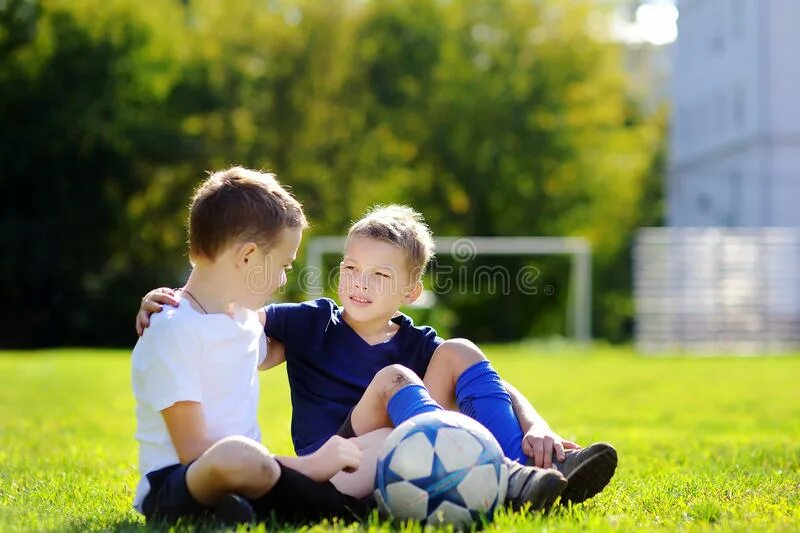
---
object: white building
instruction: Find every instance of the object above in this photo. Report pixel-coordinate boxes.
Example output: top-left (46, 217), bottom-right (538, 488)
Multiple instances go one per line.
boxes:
top-left (669, 0), bottom-right (800, 227)
top-left (635, 1), bottom-right (800, 353)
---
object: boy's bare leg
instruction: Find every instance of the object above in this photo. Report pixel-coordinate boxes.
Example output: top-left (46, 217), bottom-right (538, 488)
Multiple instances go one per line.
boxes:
top-left (329, 428), bottom-right (392, 499)
top-left (349, 364), bottom-right (429, 435)
top-left (331, 365), bottom-right (441, 499)
top-left (345, 344), bottom-right (485, 435)
top-left (424, 339), bottom-right (616, 505)
top-left (185, 435), bottom-right (281, 505)
top-left (423, 338), bottom-right (486, 409)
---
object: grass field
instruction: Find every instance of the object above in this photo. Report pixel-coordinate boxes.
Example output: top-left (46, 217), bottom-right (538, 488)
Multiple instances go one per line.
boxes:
top-left (0, 345), bottom-right (798, 532)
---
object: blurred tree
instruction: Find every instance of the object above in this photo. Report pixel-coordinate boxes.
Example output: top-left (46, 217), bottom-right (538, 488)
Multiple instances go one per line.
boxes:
top-left (0, 0), bottom-right (664, 347)
top-left (323, 0), bottom-right (663, 340)
top-left (0, 0), bottom-right (190, 346)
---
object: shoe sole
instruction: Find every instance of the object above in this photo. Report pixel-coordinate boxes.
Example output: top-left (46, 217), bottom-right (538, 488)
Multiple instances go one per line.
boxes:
top-left (561, 446), bottom-right (618, 504)
top-left (214, 493), bottom-right (255, 525)
top-left (518, 471), bottom-right (568, 512)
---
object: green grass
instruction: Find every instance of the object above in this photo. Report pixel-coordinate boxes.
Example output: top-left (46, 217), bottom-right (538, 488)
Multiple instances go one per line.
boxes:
top-left (1, 345), bottom-right (799, 532)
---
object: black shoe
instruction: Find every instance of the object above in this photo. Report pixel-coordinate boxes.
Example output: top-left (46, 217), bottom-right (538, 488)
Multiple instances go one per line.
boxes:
top-left (213, 493), bottom-right (255, 526)
top-left (505, 459), bottom-right (567, 512)
top-left (549, 442), bottom-right (617, 504)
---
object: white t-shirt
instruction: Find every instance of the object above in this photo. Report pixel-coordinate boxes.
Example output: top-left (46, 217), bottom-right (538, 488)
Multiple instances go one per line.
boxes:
top-left (131, 297), bottom-right (267, 511)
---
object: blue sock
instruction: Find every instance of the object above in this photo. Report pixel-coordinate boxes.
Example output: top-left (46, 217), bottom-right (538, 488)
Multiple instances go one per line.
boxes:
top-left (386, 384), bottom-right (443, 427)
top-left (455, 360), bottom-right (525, 462)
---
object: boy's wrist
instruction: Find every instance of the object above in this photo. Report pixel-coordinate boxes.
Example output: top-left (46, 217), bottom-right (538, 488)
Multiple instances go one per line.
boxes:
top-left (301, 449), bottom-right (327, 481)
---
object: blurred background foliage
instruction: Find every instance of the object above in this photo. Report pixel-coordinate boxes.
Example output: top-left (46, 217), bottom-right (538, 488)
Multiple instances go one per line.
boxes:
top-left (0, 0), bottom-right (665, 348)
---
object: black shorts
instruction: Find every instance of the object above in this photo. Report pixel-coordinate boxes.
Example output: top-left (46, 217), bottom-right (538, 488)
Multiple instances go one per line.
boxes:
top-left (141, 463), bottom-right (207, 524)
top-left (141, 462), bottom-right (373, 525)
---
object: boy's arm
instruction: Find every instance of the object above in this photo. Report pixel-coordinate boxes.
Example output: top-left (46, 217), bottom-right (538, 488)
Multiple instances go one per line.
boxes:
top-left (273, 436), bottom-right (361, 483)
top-left (258, 337), bottom-right (286, 371)
top-left (257, 308), bottom-right (286, 371)
top-left (161, 401), bottom-right (214, 464)
top-left (163, 401), bottom-right (359, 480)
top-left (503, 380), bottom-right (580, 468)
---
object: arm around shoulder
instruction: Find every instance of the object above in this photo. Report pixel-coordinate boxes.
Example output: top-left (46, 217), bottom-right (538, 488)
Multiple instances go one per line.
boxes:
top-left (258, 337), bottom-right (286, 371)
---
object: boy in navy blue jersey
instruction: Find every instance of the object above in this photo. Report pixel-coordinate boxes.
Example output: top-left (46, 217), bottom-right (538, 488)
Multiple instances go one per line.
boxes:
top-left (138, 205), bottom-right (616, 508)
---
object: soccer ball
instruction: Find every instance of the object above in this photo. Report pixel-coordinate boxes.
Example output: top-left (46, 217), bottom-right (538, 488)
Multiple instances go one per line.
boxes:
top-left (374, 411), bottom-right (508, 529)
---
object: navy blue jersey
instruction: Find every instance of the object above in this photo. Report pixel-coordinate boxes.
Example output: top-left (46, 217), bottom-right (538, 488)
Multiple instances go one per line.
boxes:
top-left (265, 298), bottom-right (443, 456)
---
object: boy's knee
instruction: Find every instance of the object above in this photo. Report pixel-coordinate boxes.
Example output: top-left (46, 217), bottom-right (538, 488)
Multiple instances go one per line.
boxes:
top-left (435, 338), bottom-right (486, 369)
top-left (374, 364), bottom-right (422, 400)
top-left (207, 436), bottom-right (280, 491)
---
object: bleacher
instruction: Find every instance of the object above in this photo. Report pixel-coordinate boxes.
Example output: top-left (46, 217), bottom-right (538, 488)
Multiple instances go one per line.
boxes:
top-left (634, 228), bottom-right (800, 354)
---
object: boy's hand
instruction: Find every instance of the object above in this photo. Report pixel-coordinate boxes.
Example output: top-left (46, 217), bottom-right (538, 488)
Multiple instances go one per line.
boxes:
top-left (307, 435), bottom-right (362, 481)
top-left (136, 287), bottom-right (180, 336)
top-left (522, 427), bottom-right (580, 468)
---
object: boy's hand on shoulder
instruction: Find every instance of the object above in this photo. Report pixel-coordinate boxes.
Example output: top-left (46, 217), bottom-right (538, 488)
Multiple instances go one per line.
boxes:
top-left (307, 435), bottom-right (362, 481)
top-left (522, 427), bottom-right (580, 468)
top-left (136, 287), bottom-right (180, 336)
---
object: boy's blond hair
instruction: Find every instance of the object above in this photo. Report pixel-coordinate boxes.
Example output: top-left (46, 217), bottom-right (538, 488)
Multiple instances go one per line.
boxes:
top-left (347, 205), bottom-right (435, 279)
top-left (189, 166), bottom-right (307, 261)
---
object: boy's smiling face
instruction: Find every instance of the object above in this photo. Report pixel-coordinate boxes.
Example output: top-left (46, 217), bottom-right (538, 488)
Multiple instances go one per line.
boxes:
top-left (338, 236), bottom-right (421, 324)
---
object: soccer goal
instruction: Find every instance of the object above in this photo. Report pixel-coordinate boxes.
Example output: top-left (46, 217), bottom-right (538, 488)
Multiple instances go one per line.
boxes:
top-left (302, 236), bottom-right (592, 342)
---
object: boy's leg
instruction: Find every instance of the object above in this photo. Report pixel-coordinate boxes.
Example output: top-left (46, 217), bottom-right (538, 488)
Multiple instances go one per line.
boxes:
top-left (424, 338), bottom-right (526, 461)
top-left (248, 430), bottom-right (393, 524)
top-left (185, 435), bottom-right (281, 504)
top-left (145, 435), bottom-right (278, 525)
top-left (424, 339), bottom-right (616, 507)
top-left (424, 340), bottom-right (571, 511)
top-left (340, 361), bottom-right (565, 512)
top-left (250, 462), bottom-right (372, 524)
top-left (344, 364), bottom-right (443, 437)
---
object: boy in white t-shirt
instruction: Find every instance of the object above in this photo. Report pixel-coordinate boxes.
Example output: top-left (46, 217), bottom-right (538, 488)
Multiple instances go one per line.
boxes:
top-left (132, 167), bottom-right (402, 525)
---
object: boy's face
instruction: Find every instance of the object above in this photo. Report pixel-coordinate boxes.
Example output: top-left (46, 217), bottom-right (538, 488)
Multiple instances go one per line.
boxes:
top-left (338, 236), bottom-right (420, 323)
top-left (239, 226), bottom-right (302, 309)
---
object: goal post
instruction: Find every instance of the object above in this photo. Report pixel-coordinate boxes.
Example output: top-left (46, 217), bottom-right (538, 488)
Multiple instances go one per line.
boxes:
top-left (302, 236), bottom-right (592, 342)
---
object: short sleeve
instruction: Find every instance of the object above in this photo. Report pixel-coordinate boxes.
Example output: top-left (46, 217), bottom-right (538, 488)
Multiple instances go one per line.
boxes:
top-left (264, 298), bottom-right (336, 347)
top-left (132, 315), bottom-right (202, 412)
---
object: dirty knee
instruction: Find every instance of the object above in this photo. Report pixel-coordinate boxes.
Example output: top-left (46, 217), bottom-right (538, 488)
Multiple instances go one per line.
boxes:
top-left (375, 364), bottom-right (421, 398)
top-left (208, 437), bottom-right (276, 491)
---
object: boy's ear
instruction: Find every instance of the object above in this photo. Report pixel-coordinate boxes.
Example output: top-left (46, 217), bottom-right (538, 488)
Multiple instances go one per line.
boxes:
top-left (237, 242), bottom-right (259, 267)
top-left (403, 280), bottom-right (424, 305)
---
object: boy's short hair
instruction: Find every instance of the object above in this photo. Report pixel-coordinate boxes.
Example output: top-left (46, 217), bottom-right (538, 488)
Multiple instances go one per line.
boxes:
top-left (347, 205), bottom-right (435, 279)
top-left (189, 166), bottom-right (307, 260)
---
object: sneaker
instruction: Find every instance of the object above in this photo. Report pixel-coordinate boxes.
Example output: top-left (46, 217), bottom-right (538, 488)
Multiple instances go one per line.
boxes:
top-left (505, 459), bottom-right (567, 512)
top-left (549, 442), bottom-right (617, 504)
top-left (213, 493), bottom-right (255, 526)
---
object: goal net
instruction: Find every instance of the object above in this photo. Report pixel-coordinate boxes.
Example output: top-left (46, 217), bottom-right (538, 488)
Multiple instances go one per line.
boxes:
top-left (301, 236), bottom-right (592, 342)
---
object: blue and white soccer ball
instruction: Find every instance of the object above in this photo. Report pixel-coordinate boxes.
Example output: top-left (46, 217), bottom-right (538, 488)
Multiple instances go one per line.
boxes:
top-left (374, 411), bottom-right (508, 529)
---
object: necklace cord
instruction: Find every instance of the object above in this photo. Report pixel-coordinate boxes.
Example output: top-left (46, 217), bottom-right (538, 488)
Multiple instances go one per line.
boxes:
top-left (182, 288), bottom-right (209, 314)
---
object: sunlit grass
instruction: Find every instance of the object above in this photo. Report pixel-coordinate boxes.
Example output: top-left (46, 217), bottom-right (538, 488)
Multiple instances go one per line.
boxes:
top-left (1, 346), bottom-right (798, 531)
